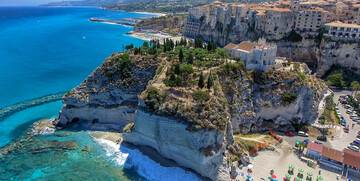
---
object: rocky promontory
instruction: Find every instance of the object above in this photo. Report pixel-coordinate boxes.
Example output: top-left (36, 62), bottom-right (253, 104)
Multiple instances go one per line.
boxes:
top-left (57, 39), bottom-right (328, 180)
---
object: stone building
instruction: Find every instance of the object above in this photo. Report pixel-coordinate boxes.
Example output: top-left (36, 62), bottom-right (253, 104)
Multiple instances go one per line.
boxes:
top-left (295, 7), bottom-right (331, 35)
top-left (325, 21), bottom-right (360, 40)
top-left (224, 38), bottom-right (277, 71)
top-left (262, 8), bottom-right (295, 40)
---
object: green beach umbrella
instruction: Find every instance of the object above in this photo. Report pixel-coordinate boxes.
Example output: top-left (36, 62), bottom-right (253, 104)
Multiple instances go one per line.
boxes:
top-left (285, 173), bottom-right (291, 179)
top-left (307, 172), bottom-right (313, 177)
top-left (317, 175), bottom-right (323, 180)
top-left (295, 178), bottom-right (302, 181)
top-left (289, 165), bottom-right (295, 169)
top-left (298, 169), bottom-right (304, 173)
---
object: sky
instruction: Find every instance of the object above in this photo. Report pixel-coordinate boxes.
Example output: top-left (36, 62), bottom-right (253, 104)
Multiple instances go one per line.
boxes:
top-left (0, 0), bottom-right (60, 6)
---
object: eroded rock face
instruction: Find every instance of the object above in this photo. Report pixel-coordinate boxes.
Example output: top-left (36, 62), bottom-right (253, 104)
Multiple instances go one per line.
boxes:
top-left (58, 53), bottom-right (159, 129)
top-left (275, 39), bottom-right (360, 76)
top-left (221, 67), bottom-right (327, 134)
top-left (123, 107), bottom-right (231, 181)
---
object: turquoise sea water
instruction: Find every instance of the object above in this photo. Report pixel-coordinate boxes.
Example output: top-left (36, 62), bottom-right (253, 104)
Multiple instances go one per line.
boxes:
top-left (0, 6), bottom-right (153, 146)
top-left (0, 7), bottom-right (149, 180)
top-left (0, 7), bottom-right (201, 181)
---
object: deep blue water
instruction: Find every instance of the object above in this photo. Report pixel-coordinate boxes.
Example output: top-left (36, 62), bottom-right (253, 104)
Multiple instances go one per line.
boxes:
top-left (0, 7), bottom-right (150, 180)
top-left (0, 6), bottom-right (154, 146)
top-left (0, 7), bottom-right (201, 181)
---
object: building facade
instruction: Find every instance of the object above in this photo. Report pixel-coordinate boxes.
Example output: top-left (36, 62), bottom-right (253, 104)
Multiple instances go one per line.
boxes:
top-left (224, 38), bottom-right (277, 71)
top-left (325, 21), bottom-right (360, 40)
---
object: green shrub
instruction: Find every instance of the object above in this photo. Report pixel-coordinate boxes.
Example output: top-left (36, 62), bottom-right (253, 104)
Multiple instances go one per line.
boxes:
top-left (281, 93), bottom-right (297, 103)
top-left (193, 90), bottom-right (210, 102)
top-left (123, 122), bottom-right (134, 133)
top-left (297, 71), bottom-right (306, 80)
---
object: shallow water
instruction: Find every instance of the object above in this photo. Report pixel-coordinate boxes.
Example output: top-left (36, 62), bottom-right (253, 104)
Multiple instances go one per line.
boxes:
top-left (0, 7), bottom-right (201, 181)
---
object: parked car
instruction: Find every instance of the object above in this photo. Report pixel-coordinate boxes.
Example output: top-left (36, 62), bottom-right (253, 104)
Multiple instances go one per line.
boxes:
top-left (298, 131), bottom-right (308, 137)
top-left (357, 135), bottom-right (360, 139)
top-left (358, 131), bottom-right (360, 135)
top-left (286, 131), bottom-right (294, 136)
top-left (312, 141), bottom-right (323, 145)
top-left (347, 110), bottom-right (353, 114)
top-left (317, 136), bottom-right (327, 142)
top-left (303, 139), bottom-right (309, 145)
top-left (348, 145), bottom-right (360, 152)
top-left (353, 140), bottom-right (360, 146)
top-left (342, 121), bottom-right (347, 126)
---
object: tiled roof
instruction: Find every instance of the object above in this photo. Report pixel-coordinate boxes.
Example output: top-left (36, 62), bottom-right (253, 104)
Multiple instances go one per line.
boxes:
top-left (307, 142), bottom-right (324, 153)
top-left (343, 149), bottom-right (360, 169)
top-left (325, 21), bottom-right (360, 28)
top-left (224, 43), bottom-right (237, 49)
top-left (321, 147), bottom-right (344, 163)
top-left (267, 8), bottom-right (293, 12)
top-left (237, 41), bottom-right (257, 52)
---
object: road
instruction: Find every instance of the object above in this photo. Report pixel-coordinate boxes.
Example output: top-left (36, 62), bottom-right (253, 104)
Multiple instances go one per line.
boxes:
top-left (328, 90), bottom-right (359, 151)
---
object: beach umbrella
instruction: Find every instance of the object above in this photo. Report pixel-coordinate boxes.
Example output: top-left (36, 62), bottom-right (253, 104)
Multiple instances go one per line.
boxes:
top-left (298, 169), bottom-right (304, 173)
top-left (285, 173), bottom-right (291, 179)
top-left (268, 176), bottom-right (274, 180)
top-left (295, 178), bottom-right (302, 181)
top-left (307, 172), bottom-right (313, 177)
top-left (248, 164), bottom-right (254, 169)
top-left (247, 175), bottom-right (251, 179)
top-left (271, 175), bottom-right (277, 179)
top-left (317, 175), bottom-right (323, 180)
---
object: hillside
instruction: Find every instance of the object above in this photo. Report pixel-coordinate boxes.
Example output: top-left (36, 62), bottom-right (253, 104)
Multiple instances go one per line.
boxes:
top-left (58, 38), bottom-right (328, 180)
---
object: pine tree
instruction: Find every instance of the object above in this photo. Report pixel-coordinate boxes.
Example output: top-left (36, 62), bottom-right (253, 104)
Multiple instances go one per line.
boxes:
top-left (174, 64), bottom-right (180, 75)
top-left (198, 72), bottom-right (205, 89)
top-left (187, 51), bottom-right (194, 64)
top-left (207, 72), bottom-right (214, 89)
top-left (179, 48), bottom-right (184, 62)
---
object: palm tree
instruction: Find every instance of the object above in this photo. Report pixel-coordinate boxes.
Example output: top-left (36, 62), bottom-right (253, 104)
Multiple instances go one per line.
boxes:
top-left (351, 81), bottom-right (360, 97)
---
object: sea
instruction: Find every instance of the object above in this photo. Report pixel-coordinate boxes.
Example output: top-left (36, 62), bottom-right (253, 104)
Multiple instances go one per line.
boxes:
top-left (0, 7), bottom-right (200, 181)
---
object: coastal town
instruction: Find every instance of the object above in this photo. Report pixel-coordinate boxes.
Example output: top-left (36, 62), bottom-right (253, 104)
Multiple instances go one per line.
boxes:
top-left (1, 0), bottom-right (360, 181)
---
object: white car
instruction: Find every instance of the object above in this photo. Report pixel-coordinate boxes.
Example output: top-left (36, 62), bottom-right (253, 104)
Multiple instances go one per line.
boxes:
top-left (298, 131), bottom-right (309, 137)
top-left (348, 145), bottom-right (360, 152)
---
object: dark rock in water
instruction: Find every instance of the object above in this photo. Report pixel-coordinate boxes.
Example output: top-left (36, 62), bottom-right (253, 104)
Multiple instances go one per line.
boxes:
top-left (81, 146), bottom-right (88, 152)
top-left (55, 132), bottom-right (74, 137)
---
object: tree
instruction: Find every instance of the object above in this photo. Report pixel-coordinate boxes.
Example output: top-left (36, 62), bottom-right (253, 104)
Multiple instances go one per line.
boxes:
top-left (351, 81), bottom-right (360, 96)
top-left (187, 51), bottom-right (194, 64)
top-left (174, 63), bottom-right (180, 75)
top-left (198, 72), bottom-right (205, 88)
top-left (195, 38), bottom-right (203, 48)
top-left (207, 72), bottom-right (214, 89)
top-left (143, 41), bottom-right (149, 48)
top-left (125, 45), bottom-right (132, 51)
top-left (328, 73), bottom-right (345, 88)
top-left (130, 44), bottom-right (134, 49)
top-left (179, 48), bottom-right (184, 62)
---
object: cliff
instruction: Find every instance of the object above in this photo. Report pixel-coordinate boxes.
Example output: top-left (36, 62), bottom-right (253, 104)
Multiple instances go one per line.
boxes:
top-left (276, 39), bottom-right (360, 76)
top-left (57, 41), bottom-right (328, 180)
top-left (133, 16), bottom-right (185, 35)
top-left (218, 63), bottom-right (327, 133)
top-left (185, 15), bottom-right (360, 76)
top-left (58, 53), bottom-right (159, 130)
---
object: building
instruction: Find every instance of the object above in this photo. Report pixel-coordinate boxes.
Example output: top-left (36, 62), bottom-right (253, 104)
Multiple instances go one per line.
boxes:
top-left (319, 146), bottom-right (344, 171)
top-left (262, 8), bottom-right (295, 39)
top-left (306, 142), bottom-right (323, 159)
top-left (182, 20), bottom-right (201, 38)
top-left (343, 149), bottom-right (360, 179)
top-left (325, 21), bottom-right (360, 41)
top-left (295, 7), bottom-right (331, 35)
top-left (224, 38), bottom-right (277, 71)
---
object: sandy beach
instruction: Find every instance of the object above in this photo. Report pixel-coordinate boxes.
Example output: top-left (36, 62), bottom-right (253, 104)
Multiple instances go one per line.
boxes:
top-left (126, 31), bottom-right (184, 42)
top-left (132, 11), bottom-right (167, 17)
top-left (90, 131), bottom-right (122, 143)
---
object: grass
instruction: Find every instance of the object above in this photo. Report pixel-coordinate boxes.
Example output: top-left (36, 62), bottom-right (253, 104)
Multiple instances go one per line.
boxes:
top-left (236, 133), bottom-right (261, 138)
top-left (235, 138), bottom-right (259, 151)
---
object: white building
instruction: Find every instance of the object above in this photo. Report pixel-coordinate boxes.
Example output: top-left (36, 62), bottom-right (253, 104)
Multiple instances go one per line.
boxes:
top-left (224, 38), bottom-right (277, 71)
top-left (325, 21), bottom-right (360, 41)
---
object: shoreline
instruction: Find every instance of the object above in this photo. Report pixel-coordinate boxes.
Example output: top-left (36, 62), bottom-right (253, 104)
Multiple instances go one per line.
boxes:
top-left (126, 31), bottom-right (183, 42)
top-left (130, 11), bottom-right (167, 17)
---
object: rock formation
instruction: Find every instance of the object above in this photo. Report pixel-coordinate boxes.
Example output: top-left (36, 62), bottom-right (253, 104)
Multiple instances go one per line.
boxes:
top-left (57, 46), bottom-right (328, 180)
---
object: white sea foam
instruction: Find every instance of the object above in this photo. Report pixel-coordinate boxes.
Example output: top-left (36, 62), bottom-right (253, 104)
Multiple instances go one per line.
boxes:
top-left (93, 137), bottom-right (201, 181)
